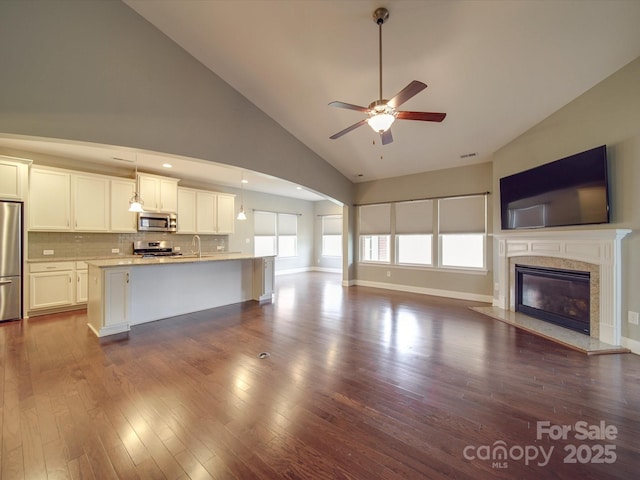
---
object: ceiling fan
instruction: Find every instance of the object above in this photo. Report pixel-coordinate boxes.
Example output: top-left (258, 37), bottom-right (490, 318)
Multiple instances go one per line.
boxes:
top-left (329, 7), bottom-right (446, 145)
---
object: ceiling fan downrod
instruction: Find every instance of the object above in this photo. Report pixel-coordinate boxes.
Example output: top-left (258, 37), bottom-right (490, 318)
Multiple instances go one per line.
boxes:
top-left (373, 7), bottom-right (389, 102)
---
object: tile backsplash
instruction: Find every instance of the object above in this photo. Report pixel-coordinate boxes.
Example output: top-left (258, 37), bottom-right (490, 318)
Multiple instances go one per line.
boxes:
top-left (28, 232), bottom-right (228, 260)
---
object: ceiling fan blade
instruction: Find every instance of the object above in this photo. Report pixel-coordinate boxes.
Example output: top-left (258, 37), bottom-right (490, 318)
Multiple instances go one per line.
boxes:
top-left (396, 111), bottom-right (447, 122)
top-left (330, 119), bottom-right (368, 140)
top-left (328, 101), bottom-right (370, 113)
top-left (387, 80), bottom-right (427, 109)
top-left (381, 129), bottom-right (393, 145)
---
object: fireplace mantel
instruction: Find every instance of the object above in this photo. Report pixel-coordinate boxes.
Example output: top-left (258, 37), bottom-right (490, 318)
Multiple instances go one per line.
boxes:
top-left (493, 229), bottom-right (631, 345)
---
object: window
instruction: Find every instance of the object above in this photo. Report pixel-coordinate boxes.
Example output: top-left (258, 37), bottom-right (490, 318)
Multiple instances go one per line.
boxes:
top-left (357, 195), bottom-right (487, 271)
top-left (277, 213), bottom-right (298, 258)
top-left (321, 215), bottom-right (342, 257)
top-left (359, 204), bottom-right (391, 263)
top-left (253, 211), bottom-right (298, 258)
top-left (395, 200), bottom-right (433, 266)
top-left (254, 211), bottom-right (276, 256)
top-left (438, 195), bottom-right (486, 269)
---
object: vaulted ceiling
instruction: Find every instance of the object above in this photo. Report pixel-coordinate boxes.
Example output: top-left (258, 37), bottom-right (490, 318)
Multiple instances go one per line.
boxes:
top-left (122, 0), bottom-right (640, 182)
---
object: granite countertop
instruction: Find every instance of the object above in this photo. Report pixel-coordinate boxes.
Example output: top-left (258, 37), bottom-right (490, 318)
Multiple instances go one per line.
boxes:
top-left (27, 252), bottom-right (242, 263)
top-left (86, 253), bottom-right (271, 268)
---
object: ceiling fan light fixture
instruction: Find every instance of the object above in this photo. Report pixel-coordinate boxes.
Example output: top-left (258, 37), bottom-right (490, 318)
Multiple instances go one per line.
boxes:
top-left (367, 111), bottom-right (395, 133)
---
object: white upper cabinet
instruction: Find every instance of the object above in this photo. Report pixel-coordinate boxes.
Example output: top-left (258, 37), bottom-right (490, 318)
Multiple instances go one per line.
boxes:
top-left (196, 191), bottom-right (217, 234)
top-left (0, 156), bottom-right (30, 201)
top-left (110, 179), bottom-right (137, 232)
top-left (29, 168), bottom-right (72, 230)
top-left (216, 194), bottom-right (235, 234)
top-left (73, 174), bottom-right (109, 231)
top-left (177, 188), bottom-right (197, 234)
top-left (138, 173), bottom-right (179, 213)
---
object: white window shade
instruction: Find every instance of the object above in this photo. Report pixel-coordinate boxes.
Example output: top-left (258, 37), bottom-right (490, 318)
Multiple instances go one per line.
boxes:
top-left (359, 204), bottom-right (391, 235)
top-left (254, 211), bottom-right (276, 235)
top-left (323, 215), bottom-right (342, 235)
top-left (439, 196), bottom-right (486, 234)
top-left (278, 213), bottom-right (298, 235)
top-left (395, 200), bottom-right (433, 234)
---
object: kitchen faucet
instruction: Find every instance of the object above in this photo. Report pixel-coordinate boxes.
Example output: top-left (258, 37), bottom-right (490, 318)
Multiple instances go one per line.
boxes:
top-left (192, 235), bottom-right (201, 258)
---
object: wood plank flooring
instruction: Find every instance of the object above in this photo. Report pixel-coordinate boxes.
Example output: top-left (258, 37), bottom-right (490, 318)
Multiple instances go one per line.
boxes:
top-left (1, 271), bottom-right (639, 479)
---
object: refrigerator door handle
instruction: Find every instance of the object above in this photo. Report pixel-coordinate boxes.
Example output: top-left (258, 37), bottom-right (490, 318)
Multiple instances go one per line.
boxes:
top-left (0, 279), bottom-right (14, 285)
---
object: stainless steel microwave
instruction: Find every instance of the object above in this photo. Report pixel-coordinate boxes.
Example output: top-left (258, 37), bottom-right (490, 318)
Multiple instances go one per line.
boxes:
top-left (137, 212), bottom-right (177, 232)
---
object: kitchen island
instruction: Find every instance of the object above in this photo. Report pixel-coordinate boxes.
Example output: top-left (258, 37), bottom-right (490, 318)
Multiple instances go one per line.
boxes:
top-left (86, 254), bottom-right (274, 337)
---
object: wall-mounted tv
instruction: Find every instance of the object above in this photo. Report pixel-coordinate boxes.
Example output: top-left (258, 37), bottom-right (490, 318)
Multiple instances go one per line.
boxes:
top-left (500, 145), bottom-right (610, 230)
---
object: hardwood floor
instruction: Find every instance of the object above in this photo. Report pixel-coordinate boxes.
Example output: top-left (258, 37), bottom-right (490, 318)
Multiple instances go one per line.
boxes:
top-left (2, 272), bottom-right (639, 479)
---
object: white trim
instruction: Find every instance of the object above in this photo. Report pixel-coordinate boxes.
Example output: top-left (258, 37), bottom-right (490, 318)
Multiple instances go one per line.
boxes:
top-left (275, 267), bottom-right (312, 276)
top-left (311, 267), bottom-right (342, 274)
top-left (342, 279), bottom-right (356, 287)
top-left (87, 322), bottom-right (130, 338)
top-left (354, 280), bottom-right (492, 303)
top-left (494, 228), bottom-right (631, 346)
top-left (621, 336), bottom-right (640, 355)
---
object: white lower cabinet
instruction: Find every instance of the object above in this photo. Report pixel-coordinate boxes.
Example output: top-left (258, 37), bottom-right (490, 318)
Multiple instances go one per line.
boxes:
top-left (252, 256), bottom-right (275, 303)
top-left (30, 260), bottom-right (90, 313)
top-left (76, 261), bottom-right (88, 303)
top-left (29, 262), bottom-right (74, 310)
top-left (87, 265), bottom-right (131, 337)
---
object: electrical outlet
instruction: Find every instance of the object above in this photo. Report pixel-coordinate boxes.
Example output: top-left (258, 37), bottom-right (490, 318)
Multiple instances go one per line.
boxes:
top-left (217, 245), bottom-right (224, 251)
top-left (43, 249), bottom-right (54, 255)
top-left (386, 271), bottom-right (391, 278)
top-left (111, 248), bottom-right (120, 254)
top-left (174, 246), bottom-right (181, 251)
top-left (628, 311), bottom-right (639, 325)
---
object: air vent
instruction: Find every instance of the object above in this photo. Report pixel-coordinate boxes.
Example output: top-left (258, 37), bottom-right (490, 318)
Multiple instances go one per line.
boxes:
top-left (460, 152), bottom-right (478, 159)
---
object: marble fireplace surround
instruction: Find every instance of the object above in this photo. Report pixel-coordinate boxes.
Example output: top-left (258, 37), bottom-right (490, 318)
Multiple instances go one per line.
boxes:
top-left (493, 229), bottom-right (631, 346)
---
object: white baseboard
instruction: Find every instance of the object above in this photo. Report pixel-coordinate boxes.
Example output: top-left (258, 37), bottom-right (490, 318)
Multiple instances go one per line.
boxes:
top-left (621, 336), bottom-right (640, 355)
top-left (311, 267), bottom-right (342, 274)
top-left (275, 267), bottom-right (312, 276)
top-left (353, 280), bottom-right (493, 303)
top-left (342, 279), bottom-right (356, 287)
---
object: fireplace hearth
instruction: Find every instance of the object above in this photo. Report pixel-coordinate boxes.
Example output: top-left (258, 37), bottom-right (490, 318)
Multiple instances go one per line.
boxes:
top-left (516, 265), bottom-right (590, 335)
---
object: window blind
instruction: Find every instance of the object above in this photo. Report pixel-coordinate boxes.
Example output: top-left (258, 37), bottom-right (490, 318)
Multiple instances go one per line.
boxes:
top-left (395, 200), bottom-right (433, 234)
top-left (439, 195), bottom-right (486, 234)
top-left (359, 204), bottom-right (391, 235)
top-left (322, 215), bottom-right (342, 235)
top-left (278, 213), bottom-right (298, 235)
top-left (254, 211), bottom-right (276, 235)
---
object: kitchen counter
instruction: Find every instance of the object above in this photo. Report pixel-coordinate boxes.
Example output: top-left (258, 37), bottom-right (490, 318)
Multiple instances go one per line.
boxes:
top-left (28, 252), bottom-right (241, 263)
top-left (86, 254), bottom-right (275, 337)
top-left (85, 252), bottom-right (253, 268)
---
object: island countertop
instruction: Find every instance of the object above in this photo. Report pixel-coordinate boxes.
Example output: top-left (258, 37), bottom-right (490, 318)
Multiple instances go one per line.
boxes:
top-left (86, 253), bottom-right (267, 268)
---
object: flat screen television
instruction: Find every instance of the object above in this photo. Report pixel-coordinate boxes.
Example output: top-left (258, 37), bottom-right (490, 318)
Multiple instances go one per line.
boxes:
top-left (500, 145), bottom-right (610, 230)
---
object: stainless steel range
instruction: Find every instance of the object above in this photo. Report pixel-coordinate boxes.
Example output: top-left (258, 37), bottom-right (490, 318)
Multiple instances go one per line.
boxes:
top-left (133, 240), bottom-right (182, 258)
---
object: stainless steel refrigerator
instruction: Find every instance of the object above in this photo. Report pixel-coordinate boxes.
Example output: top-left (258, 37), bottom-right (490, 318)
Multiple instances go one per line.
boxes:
top-left (0, 201), bottom-right (22, 322)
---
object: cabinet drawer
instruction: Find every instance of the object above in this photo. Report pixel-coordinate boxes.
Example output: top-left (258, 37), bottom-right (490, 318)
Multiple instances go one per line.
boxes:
top-left (30, 262), bottom-right (75, 273)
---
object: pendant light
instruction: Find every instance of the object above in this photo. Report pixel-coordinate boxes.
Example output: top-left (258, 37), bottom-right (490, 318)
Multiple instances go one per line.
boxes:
top-left (128, 155), bottom-right (145, 213)
top-left (237, 171), bottom-right (247, 220)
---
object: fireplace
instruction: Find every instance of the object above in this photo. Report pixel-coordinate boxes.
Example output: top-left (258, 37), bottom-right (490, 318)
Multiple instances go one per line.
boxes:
top-left (515, 265), bottom-right (590, 335)
top-left (493, 229), bottom-right (630, 346)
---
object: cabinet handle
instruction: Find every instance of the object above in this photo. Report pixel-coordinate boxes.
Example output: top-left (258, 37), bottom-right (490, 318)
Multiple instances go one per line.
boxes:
top-left (46, 266), bottom-right (56, 270)
top-left (126, 273), bottom-right (129, 283)
top-left (69, 276), bottom-right (72, 283)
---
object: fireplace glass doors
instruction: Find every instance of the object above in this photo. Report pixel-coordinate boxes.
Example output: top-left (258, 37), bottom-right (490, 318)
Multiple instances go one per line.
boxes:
top-left (515, 265), bottom-right (590, 335)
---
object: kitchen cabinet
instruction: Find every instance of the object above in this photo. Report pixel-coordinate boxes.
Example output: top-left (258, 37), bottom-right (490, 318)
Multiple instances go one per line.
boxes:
top-left (76, 261), bottom-right (88, 303)
top-left (0, 156), bottom-right (30, 201)
top-left (110, 179), bottom-right (137, 232)
top-left (87, 265), bottom-right (131, 337)
top-left (138, 173), bottom-right (179, 213)
top-left (29, 168), bottom-right (72, 230)
top-left (216, 194), bottom-right (235, 234)
top-left (73, 174), bottom-right (109, 231)
top-left (177, 188), bottom-right (197, 233)
top-left (196, 191), bottom-right (217, 234)
top-left (252, 256), bottom-right (274, 303)
top-left (29, 262), bottom-right (74, 310)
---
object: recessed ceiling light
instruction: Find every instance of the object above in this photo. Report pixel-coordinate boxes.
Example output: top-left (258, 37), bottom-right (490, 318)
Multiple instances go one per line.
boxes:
top-left (296, 187), bottom-right (302, 190)
top-left (241, 179), bottom-right (249, 184)
top-left (162, 163), bottom-right (173, 168)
